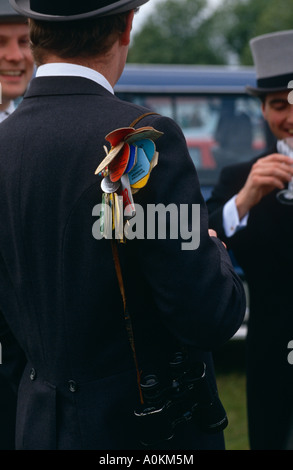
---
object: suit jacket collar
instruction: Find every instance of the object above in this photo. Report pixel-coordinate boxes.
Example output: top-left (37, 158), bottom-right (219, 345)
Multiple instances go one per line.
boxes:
top-left (24, 76), bottom-right (113, 98)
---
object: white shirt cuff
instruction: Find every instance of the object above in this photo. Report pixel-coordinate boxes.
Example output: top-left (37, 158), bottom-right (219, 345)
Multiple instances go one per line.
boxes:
top-left (223, 195), bottom-right (249, 237)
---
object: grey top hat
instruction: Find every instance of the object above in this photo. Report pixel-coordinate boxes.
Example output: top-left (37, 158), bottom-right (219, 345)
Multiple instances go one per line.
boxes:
top-left (0, 0), bottom-right (26, 21)
top-left (9, 0), bottom-right (150, 21)
top-left (246, 30), bottom-right (293, 96)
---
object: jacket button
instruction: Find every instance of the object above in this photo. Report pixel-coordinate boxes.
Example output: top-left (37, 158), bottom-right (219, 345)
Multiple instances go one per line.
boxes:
top-left (68, 380), bottom-right (77, 392)
top-left (29, 368), bottom-right (36, 381)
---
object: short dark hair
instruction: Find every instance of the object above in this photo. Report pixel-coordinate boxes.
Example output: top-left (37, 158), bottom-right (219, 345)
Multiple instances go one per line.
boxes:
top-left (29, 14), bottom-right (129, 65)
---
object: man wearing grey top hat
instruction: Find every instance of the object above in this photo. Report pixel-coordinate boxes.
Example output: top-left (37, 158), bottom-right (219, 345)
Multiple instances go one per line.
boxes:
top-left (207, 30), bottom-right (293, 449)
top-left (0, 0), bottom-right (33, 450)
top-left (0, 0), bottom-right (246, 450)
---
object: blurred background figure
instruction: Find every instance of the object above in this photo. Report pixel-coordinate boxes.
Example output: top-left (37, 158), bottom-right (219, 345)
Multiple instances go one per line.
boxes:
top-left (0, 0), bottom-right (34, 122)
top-left (0, 0), bottom-right (33, 450)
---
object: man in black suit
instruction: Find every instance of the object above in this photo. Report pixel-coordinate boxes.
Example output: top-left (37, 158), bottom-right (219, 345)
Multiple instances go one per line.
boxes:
top-left (0, 0), bottom-right (34, 450)
top-left (207, 30), bottom-right (293, 450)
top-left (0, 0), bottom-right (245, 450)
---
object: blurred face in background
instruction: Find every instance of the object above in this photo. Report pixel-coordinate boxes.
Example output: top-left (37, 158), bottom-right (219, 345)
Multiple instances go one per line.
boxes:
top-left (0, 22), bottom-right (34, 109)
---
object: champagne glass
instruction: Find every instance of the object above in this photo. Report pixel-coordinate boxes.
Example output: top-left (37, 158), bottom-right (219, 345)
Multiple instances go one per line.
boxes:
top-left (276, 137), bottom-right (293, 204)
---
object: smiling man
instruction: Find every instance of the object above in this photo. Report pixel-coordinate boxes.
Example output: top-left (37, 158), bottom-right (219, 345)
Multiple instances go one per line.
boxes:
top-left (0, 0), bottom-right (33, 450)
top-left (207, 30), bottom-right (293, 450)
top-left (0, 0), bottom-right (33, 122)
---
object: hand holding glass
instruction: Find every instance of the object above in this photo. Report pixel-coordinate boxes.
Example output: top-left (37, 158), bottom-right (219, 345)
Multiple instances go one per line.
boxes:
top-left (276, 137), bottom-right (293, 204)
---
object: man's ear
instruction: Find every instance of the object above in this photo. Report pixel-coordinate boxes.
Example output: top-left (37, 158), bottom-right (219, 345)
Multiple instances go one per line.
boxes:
top-left (120, 10), bottom-right (135, 46)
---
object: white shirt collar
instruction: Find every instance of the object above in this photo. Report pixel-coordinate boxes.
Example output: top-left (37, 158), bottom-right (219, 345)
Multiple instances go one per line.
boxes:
top-left (0, 101), bottom-right (16, 123)
top-left (36, 63), bottom-right (114, 95)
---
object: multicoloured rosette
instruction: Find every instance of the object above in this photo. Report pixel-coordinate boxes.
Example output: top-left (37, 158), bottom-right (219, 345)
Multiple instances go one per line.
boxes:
top-left (95, 125), bottom-right (163, 241)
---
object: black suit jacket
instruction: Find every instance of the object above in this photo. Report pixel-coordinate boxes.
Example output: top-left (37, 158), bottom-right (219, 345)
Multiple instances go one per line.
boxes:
top-left (207, 146), bottom-right (293, 449)
top-left (0, 76), bottom-right (245, 450)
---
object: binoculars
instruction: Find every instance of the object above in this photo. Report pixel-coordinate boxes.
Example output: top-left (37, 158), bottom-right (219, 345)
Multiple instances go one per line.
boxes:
top-left (134, 351), bottom-right (228, 447)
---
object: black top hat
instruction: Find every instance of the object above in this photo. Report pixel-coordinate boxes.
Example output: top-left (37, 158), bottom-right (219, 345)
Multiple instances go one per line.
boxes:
top-left (246, 30), bottom-right (293, 96)
top-left (0, 0), bottom-right (26, 22)
top-left (9, 0), bottom-right (150, 21)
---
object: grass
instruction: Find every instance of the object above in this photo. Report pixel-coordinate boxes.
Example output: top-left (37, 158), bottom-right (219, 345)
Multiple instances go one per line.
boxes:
top-left (213, 339), bottom-right (250, 450)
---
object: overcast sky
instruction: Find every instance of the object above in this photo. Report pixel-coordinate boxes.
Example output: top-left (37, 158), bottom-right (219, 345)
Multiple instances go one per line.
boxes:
top-left (132, 0), bottom-right (160, 32)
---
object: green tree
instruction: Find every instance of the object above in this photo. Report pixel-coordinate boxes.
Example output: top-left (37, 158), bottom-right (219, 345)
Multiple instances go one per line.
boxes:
top-left (129, 0), bottom-right (293, 66)
top-left (128, 0), bottom-right (227, 64)
top-left (210, 0), bottom-right (293, 65)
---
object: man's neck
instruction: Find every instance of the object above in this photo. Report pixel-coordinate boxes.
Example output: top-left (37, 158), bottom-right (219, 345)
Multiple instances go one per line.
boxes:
top-left (42, 54), bottom-right (119, 88)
